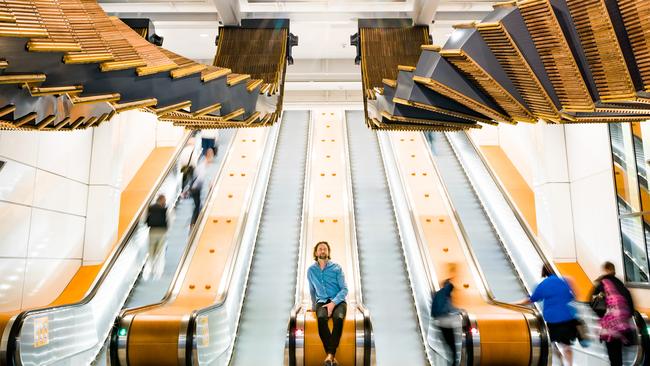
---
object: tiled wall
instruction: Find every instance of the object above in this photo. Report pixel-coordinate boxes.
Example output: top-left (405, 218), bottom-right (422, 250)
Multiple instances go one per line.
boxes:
top-left (0, 111), bottom-right (184, 311)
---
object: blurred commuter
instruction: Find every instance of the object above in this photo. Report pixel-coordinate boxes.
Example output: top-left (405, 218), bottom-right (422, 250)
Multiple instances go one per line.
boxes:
top-left (308, 241), bottom-right (348, 366)
top-left (145, 195), bottom-right (168, 280)
top-left (591, 262), bottom-right (635, 366)
top-left (431, 263), bottom-right (460, 366)
top-left (521, 266), bottom-right (578, 366)
top-left (179, 137), bottom-right (199, 192)
top-left (201, 129), bottom-right (219, 157)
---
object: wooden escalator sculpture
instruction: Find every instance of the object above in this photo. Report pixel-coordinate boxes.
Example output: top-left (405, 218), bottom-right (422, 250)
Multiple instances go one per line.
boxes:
top-left (355, 0), bottom-right (650, 131)
top-left (0, 1), bottom-right (291, 131)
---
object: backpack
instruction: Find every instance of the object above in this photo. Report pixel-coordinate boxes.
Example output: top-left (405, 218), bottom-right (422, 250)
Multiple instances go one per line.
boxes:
top-left (431, 281), bottom-right (453, 317)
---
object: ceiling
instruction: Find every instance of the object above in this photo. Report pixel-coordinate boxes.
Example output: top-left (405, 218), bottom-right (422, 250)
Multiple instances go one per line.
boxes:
top-left (98, 0), bottom-right (494, 84)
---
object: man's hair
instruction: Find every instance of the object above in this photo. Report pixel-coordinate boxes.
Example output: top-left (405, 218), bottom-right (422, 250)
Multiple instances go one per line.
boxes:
top-left (603, 261), bottom-right (616, 274)
top-left (541, 265), bottom-right (552, 278)
top-left (313, 241), bottom-right (331, 261)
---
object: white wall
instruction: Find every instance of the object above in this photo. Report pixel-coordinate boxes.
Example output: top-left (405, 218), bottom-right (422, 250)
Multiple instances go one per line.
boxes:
top-left (0, 129), bottom-right (90, 310)
top-left (472, 121), bottom-right (621, 282)
top-left (0, 111), bottom-right (184, 311)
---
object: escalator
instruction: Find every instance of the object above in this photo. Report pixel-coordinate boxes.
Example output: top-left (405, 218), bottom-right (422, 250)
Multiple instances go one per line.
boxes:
top-left (345, 110), bottom-right (428, 365)
top-left (443, 130), bottom-right (650, 366)
top-left (287, 110), bottom-right (373, 366)
top-left (379, 130), bottom-right (545, 365)
top-left (113, 125), bottom-right (279, 366)
top-left (229, 110), bottom-right (309, 365)
top-left (427, 132), bottom-right (531, 302)
top-left (123, 130), bottom-right (234, 309)
top-left (0, 133), bottom-right (203, 365)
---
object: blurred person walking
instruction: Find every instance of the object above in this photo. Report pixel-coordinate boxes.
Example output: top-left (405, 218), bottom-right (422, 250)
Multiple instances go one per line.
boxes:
top-left (145, 194), bottom-right (169, 280)
top-left (431, 263), bottom-right (461, 366)
top-left (590, 262), bottom-right (635, 366)
top-left (521, 266), bottom-right (579, 366)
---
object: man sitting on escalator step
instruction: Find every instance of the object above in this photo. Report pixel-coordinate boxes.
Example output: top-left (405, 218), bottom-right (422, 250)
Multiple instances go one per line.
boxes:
top-left (308, 241), bottom-right (348, 366)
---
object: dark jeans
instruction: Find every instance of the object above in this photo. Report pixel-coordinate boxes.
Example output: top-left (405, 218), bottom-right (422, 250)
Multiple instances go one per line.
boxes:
top-left (606, 339), bottom-right (623, 366)
top-left (190, 187), bottom-right (201, 225)
top-left (315, 301), bottom-right (347, 355)
top-left (440, 327), bottom-right (457, 366)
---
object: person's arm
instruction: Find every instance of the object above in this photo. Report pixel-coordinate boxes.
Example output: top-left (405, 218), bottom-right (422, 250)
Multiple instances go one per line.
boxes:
top-left (307, 268), bottom-right (318, 310)
top-left (526, 282), bottom-right (544, 304)
top-left (331, 266), bottom-right (348, 305)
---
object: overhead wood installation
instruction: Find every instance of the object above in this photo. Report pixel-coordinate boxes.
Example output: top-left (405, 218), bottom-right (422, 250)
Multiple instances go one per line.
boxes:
top-left (0, 1), bottom-right (292, 131)
top-left (355, 0), bottom-right (650, 131)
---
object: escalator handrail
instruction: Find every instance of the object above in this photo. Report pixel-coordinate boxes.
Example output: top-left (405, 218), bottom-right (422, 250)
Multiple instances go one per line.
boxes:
top-left (423, 133), bottom-right (549, 366)
top-left (288, 111), bottom-right (316, 366)
top-left (342, 112), bottom-right (373, 365)
top-left (291, 110), bottom-right (316, 311)
top-left (633, 311), bottom-right (650, 365)
top-left (342, 110), bottom-right (366, 309)
top-left (185, 120), bottom-right (282, 364)
top-left (2, 131), bottom-right (193, 365)
top-left (460, 131), bottom-right (558, 276)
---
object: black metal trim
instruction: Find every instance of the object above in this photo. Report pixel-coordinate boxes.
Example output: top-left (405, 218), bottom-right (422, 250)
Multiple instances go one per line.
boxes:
top-left (288, 310), bottom-right (297, 366)
top-left (461, 311), bottom-right (473, 365)
top-left (363, 311), bottom-right (371, 366)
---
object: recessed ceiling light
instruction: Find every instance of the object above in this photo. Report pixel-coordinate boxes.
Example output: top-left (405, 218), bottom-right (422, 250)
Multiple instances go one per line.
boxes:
top-left (199, 33), bottom-right (209, 38)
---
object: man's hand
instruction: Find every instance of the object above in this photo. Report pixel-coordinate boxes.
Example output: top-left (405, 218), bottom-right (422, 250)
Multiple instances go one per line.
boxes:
top-left (325, 302), bottom-right (336, 317)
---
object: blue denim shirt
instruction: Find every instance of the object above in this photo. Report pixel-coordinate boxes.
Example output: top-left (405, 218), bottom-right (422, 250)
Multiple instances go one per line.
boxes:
top-left (307, 261), bottom-right (348, 308)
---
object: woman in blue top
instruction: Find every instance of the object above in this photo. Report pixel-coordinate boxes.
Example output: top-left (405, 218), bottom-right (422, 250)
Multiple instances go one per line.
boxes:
top-left (521, 266), bottom-right (578, 365)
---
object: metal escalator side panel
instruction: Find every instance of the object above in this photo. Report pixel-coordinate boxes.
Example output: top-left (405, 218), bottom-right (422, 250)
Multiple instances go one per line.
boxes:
top-left (341, 111), bottom-right (374, 366)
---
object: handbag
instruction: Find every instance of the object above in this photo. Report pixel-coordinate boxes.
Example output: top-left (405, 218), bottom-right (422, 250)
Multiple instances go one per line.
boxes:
top-left (590, 292), bottom-right (607, 318)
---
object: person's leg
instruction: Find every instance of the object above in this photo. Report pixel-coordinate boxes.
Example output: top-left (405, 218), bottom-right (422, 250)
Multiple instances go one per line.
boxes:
top-left (191, 188), bottom-right (201, 224)
top-left (315, 303), bottom-right (332, 355)
top-left (561, 344), bottom-right (573, 366)
top-left (329, 302), bottom-right (347, 355)
top-left (606, 339), bottom-right (623, 366)
top-left (440, 326), bottom-right (456, 365)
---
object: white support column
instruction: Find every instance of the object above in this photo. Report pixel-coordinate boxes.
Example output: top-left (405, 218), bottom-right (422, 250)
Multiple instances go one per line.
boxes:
top-left (214, 0), bottom-right (241, 26)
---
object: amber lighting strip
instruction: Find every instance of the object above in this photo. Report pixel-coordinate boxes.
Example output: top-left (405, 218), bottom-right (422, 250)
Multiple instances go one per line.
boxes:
top-left (440, 48), bottom-right (536, 123)
top-left (380, 110), bottom-right (481, 130)
top-left (369, 117), bottom-right (461, 132)
top-left (0, 73), bottom-right (46, 85)
top-left (149, 100), bottom-right (192, 117)
top-left (565, 0), bottom-right (637, 102)
top-left (393, 97), bottom-right (497, 125)
top-left (517, 0), bottom-right (595, 112)
top-left (617, 0), bottom-right (650, 92)
top-left (476, 21), bottom-right (562, 122)
top-left (227, 73), bottom-right (251, 86)
top-left (28, 85), bottom-right (83, 96)
top-left (112, 98), bottom-right (158, 113)
top-left (412, 75), bottom-right (511, 123)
